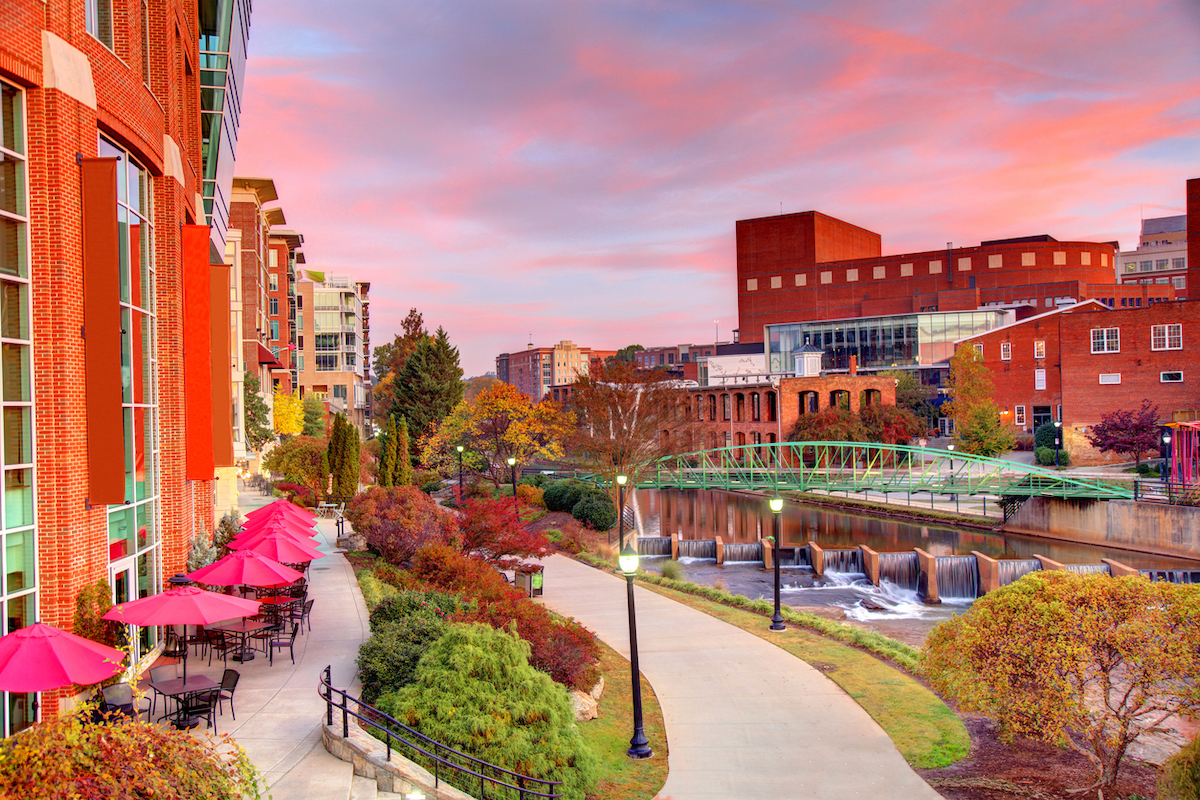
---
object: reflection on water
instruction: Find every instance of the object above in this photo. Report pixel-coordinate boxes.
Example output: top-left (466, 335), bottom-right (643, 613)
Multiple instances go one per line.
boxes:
top-left (634, 488), bottom-right (1197, 570)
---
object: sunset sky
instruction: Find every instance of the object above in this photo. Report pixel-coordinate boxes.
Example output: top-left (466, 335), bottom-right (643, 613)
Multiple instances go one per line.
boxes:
top-left (235, 0), bottom-right (1200, 377)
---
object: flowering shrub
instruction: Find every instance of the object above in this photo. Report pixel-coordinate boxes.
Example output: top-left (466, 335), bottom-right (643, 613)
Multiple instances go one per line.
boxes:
top-left (346, 486), bottom-right (459, 566)
top-left (515, 484), bottom-right (545, 508)
top-left (0, 712), bottom-right (265, 799)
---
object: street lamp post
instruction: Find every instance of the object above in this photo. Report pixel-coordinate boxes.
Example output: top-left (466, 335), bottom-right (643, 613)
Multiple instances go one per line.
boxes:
top-left (456, 445), bottom-right (464, 494)
top-left (507, 456), bottom-right (518, 510)
top-left (1163, 432), bottom-right (1173, 484)
top-left (617, 475), bottom-right (627, 549)
top-left (946, 443), bottom-right (956, 510)
top-left (769, 496), bottom-right (785, 631)
top-left (1054, 421), bottom-right (1062, 468)
top-left (619, 544), bottom-right (653, 760)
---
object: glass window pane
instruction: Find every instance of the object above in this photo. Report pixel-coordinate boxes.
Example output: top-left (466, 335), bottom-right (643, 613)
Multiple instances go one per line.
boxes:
top-left (4, 527), bottom-right (32, 591)
top-left (0, 281), bottom-right (26, 339)
top-left (1, 84), bottom-right (24, 155)
top-left (118, 207), bottom-right (130, 304)
top-left (108, 506), bottom-right (135, 561)
top-left (134, 408), bottom-right (147, 500)
top-left (1, 343), bottom-right (27, 402)
top-left (2, 407), bottom-right (29, 465)
top-left (121, 307), bottom-right (132, 403)
top-left (124, 407), bottom-right (134, 501)
top-left (3, 469), bottom-right (31, 530)
top-left (0, 153), bottom-right (24, 216)
top-left (5, 592), bottom-right (32, 633)
top-left (0, 217), bottom-right (26, 279)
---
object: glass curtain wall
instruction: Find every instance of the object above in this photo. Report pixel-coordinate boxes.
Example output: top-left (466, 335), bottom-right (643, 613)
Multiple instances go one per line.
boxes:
top-left (767, 310), bottom-right (1009, 373)
top-left (0, 81), bottom-right (36, 737)
top-left (98, 137), bottom-right (160, 660)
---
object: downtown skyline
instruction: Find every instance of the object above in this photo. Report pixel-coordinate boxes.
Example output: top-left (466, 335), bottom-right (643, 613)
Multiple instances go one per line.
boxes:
top-left (235, 0), bottom-right (1200, 376)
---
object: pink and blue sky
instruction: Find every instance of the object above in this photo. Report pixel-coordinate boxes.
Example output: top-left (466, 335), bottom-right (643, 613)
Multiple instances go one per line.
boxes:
top-left (235, 0), bottom-right (1200, 377)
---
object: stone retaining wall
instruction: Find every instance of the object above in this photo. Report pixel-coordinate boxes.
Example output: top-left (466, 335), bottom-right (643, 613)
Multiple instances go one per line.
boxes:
top-left (321, 722), bottom-right (475, 800)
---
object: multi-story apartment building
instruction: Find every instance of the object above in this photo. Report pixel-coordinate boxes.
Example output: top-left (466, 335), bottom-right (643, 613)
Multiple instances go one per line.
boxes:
top-left (266, 228), bottom-right (303, 396)
top-left (497, 341), bottom-right (594, 401)
top-left (295, 273), bottom-right (369, 435)
top-left (1116, 215), bottom-right (1188, 300)
top-left (0, 0), bottom-right (251, 731)
top-left (356, 280), bottom-right (372, 428)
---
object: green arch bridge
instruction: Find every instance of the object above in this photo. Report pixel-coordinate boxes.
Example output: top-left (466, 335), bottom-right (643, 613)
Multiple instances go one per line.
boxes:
top-left (579, 442), bottom-right (1135, 502)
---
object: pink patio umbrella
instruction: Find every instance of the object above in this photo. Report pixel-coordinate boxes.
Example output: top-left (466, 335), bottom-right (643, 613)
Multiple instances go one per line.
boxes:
top-left (244, 500), bottom-right (315, 523)
top-left (187, 549), bottom-right (304, 588)
top-left (236, 531), bottom-right (325, 564)
top-left (236, 515), bottom-right (316, 538)
top-left (0, 623), bottom-right (125, 692)
top-left (103, 583), bottom-right (261, 682)
top-left (229, 522), bottom-right (318, 550)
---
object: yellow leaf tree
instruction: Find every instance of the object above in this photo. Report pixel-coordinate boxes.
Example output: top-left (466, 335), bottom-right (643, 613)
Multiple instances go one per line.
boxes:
top-left (421, 383), bottom-right (571, 487)
top-left (273, 391), bottom-right (303, 437)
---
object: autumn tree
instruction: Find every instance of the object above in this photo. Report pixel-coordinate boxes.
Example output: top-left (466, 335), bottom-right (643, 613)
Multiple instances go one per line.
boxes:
top-left (1086, 399), bottom-right (1161, 467)
top-left (788, 408), bottom-right (867, 443)
top-left (343, 485), bottom-right (458, 566)
top-left (945, 345), bottom-right (1013, 456)
top-left (605, 344), bottom-right (644, 367)
top-left (392, 327), bottom-right (464, 462)
top-left (243, 373), bottom-right (273, 452)
top-left (463, 374), bottom-right (502, 403)
top-left (421, 382), bottom-right (571, 487)
top-left (272, 392), bottom-right (303, 437)
top-left (457, 494), bottom-right (549, 568)
top-left (954, 400), bottom-right (1014, 458)
top-left (879, 369), bottom-right (937, 427)
top-left (301, 394), bottom-right (327, 436)
top-left (859, 404), bottom-right (924, 445)
top-left (263, 436), bottom-right (328, 497)
top-left (372, 308), bottom-right (428, 424)
top-left (568, 361), bottom-right (689, 510)
top-left (924, 571), bottom-right (1200, 798)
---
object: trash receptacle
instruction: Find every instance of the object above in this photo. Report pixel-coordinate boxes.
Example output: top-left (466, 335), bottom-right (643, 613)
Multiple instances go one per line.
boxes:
top-left (531, 571), bottom-right (543, 597)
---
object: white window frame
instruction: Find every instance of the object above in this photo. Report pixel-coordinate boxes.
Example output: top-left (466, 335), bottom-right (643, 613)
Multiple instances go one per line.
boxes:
top-left (1098, 373), bottom-right (1122, 385)
top-left (1151, 323), bottom-right (1182, 351)
top-left (1091, 327), bottom-right (1120, 354)
top-left (1034, 340), bottom-right (1046, 359)
top-left (1000, 342), bottom-right (1011, 361)
top-left (1034, 369), bottom-right (1046, 391)
top-left (85, 0), bottom-right (115, 49)
top-left (972, 343), bottom-right (983, 356)
top-left (1161, 371), bottom-right (1183, 383)
top-left (1014, 405), bottom-right (1026, 427)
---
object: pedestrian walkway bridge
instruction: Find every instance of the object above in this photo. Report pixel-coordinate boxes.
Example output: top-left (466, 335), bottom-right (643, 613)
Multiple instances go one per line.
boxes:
top-left (581, 442), bottom-right (1135, 501)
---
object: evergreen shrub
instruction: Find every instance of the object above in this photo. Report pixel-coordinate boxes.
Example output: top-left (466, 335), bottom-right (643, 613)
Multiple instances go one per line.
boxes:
top-left (1034, 446), bottom-right (1070, 467)
top-left (1162, 732), bottom-right (1200, 800)
top-left (376, 624), bottom-right (599, 800)
top-left (1034, 421), bottom-right (1061, 450)
top-left (542, 480), bottom-right (583, 513)
top-left (357, 615), bottom-right (450, 703)
top-left (571, 492), bottom-right (616, 531)
top-left (369, 589), bottom-right (459, 632)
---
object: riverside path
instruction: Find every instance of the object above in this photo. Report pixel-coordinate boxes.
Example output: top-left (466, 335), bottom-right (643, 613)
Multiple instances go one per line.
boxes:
top-left (537, 554), bottom-right (942, 800)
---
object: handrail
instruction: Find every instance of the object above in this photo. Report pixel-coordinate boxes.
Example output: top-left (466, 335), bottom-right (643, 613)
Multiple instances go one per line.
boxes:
top-left (318, 666), bottom-right (562, 799)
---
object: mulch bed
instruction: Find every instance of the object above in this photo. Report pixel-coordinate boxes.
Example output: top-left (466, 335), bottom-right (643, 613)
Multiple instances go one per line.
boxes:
top-left (919, 716), bottom-right (1159, 800)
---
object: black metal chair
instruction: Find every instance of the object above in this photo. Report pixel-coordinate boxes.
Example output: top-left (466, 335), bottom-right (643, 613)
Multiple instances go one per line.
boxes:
top-left (207, 630), bottom-right (232, 666)
top-left (289, 599), bottom-right (315, 633)
top-left (217, 668), bottom-right (240, 720)
top-left (177, 688), bottom-right (219, 733)
top-left (147, 665), bottom-right (175, 717)
top-left (267, 623), bottom-right (300, 666)
top-left (100, 683), bottom-right (149, 721)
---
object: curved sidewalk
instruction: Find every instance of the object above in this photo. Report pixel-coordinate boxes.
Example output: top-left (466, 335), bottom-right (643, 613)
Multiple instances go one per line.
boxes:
top-left (538, 554), bottom-right (941, 800)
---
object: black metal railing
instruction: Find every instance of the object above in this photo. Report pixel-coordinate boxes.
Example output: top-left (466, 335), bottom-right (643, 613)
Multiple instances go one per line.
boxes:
top-left (318, 666), bottom-right (562, 799)
top-left (1130, 478), bottom-right (1200, 506)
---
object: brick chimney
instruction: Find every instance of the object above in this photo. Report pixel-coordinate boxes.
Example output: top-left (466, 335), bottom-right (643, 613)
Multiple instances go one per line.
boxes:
top-left (849, 355), bottom-right (858, 376)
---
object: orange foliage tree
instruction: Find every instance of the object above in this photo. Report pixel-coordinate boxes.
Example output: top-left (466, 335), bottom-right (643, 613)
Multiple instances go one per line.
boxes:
top-left (923, 570), bottom-right (1200, 797)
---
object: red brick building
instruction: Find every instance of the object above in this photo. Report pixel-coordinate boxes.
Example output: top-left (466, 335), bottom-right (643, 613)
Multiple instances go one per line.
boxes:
top-left (737, 211), bottom-right (1173, 345)
top-left (960, 300), bottom-right (1200, 463)
top-left (1, 0), bottom-right (249, 731)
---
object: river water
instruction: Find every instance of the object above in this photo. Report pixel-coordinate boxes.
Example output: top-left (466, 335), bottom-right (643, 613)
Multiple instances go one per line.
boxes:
top-left (629, 488), bottom-right (1200, 646)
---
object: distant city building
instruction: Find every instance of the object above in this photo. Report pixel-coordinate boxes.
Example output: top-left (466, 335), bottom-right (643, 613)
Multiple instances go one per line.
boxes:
top-left (497, 341), bottom-right (595, 401)
top-left (1116, 215), bottom-right (1188, 300)
top-left (267, 228), bottom-right (304, 396)
top-left (295, 273), bottom-right (370, 435)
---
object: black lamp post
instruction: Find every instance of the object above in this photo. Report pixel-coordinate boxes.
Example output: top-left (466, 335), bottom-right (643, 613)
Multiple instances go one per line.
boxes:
top-left (456, 445), bottom-right (464, 494)
top-left (507, 456), bottom-right (517, 510)
top-left (769, 495), bottom-right (785, 631)
top-left (1054, 421), bottom-right (1062, 468)
top-left (616, 474), bottom-right (628, 550)
top-left (618, 544), bottom-right (652, 760)
top-left (1163, 432), bottom-right (1172, 483)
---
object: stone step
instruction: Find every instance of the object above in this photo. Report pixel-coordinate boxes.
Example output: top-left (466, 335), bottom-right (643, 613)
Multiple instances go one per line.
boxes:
top-left (349, 773), bottom-right (376, 800)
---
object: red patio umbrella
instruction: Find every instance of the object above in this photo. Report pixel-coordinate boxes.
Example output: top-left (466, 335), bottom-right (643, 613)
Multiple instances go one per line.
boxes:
top-left (103, 584), bottom-right (261, 682)
top-left (187, 549), bottom-right (304, 587)
top-left (0, 623), bottom-right (125, 692)
top-left (238, 531), bottom-right (325, 564)
top-left (245, 500), bottom-right (315, 523)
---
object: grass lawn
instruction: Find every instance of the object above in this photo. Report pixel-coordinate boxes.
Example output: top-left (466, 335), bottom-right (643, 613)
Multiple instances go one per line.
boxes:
top-left (639, 581), bottom-right (969, 770)
top-left (578, 639), bottom-right (669, 800)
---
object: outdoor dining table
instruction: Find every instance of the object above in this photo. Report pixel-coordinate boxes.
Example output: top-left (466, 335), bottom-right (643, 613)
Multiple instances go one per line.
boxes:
top-left (210, 619), bottom-right (272, 663)
top-left (148, 674), bottom-right (219, 728)
top-left (256, 596), bottom-right (298, 623)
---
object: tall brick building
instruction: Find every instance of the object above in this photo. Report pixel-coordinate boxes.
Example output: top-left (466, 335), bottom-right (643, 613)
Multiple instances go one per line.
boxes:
top-left (0, 0), bottom-right (250, 732)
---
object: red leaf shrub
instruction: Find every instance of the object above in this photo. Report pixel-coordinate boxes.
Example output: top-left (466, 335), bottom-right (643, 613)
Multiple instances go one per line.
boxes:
top-left (274, 481), bottom-right (316, 507)
top-left (409, 543), bottom-right (600, 690)
top-left (347, 486), bottom-right (459, 566)
top-left (457, 494), bottom-right (549, 568)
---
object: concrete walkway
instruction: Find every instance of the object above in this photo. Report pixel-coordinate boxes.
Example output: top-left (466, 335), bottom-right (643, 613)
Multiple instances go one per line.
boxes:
top-left (183, 487), bottom-right (370, 798)
top-left (538, 554), bottom-right (941, 800)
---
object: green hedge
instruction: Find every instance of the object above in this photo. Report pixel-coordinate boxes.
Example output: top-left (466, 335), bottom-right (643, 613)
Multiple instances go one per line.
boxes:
top-left (1034, 446), bottom-right (1070, 467)
top-left (571, 492), bottom-right (616, 530)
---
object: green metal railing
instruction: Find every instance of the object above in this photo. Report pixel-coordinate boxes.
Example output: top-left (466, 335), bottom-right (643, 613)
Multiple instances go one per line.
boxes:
top-left (577, 442), bottom-right (1136, 501)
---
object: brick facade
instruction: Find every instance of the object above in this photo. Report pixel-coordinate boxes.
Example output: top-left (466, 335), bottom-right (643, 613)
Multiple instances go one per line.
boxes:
top-left (737, 211), bottom-right (1172, 343)
top-left (2, 0), bottom-right (219, 723)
